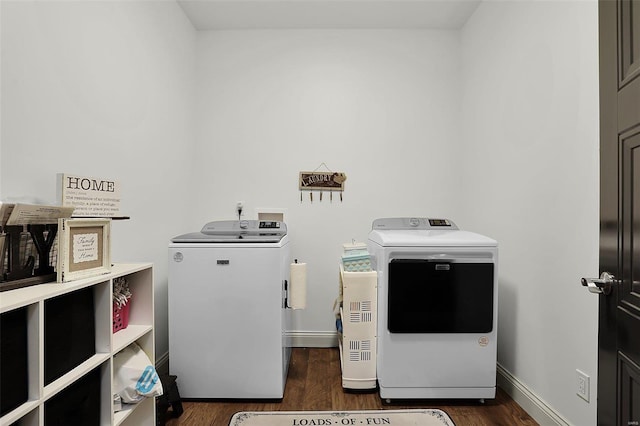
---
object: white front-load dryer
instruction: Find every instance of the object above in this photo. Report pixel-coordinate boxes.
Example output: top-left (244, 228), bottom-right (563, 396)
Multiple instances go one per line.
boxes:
top-left (368, 218), bottom-right (498, 401)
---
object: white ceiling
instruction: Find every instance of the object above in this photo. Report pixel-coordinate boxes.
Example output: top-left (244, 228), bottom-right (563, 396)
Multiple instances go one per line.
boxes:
top-left (177, 0), bottom-right (482, 30)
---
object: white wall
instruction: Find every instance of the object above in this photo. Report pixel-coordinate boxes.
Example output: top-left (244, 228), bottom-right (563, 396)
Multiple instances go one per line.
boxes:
top-left (0, 0), bottom-right (197, 360)
top-left (192, 29), bottom-right (461, 336)
top-left (459, 1), bottom-right (599, 425)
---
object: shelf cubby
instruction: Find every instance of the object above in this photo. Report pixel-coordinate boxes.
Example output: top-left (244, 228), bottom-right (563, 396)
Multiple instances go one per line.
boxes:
top-left (0, 263), bottom-right (155, 426)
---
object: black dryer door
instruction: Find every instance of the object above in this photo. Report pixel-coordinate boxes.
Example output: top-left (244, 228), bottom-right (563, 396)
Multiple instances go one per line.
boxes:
top-left (388, 259), bottom-right (494, 333)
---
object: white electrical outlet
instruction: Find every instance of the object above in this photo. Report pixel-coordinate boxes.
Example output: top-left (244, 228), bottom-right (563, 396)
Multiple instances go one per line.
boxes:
top-left (576, 369), bottom-right (590, 402)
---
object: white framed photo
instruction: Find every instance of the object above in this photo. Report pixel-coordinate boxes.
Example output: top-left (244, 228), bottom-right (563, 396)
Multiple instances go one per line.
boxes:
top-left (57, 218), bottom-right (111, 282)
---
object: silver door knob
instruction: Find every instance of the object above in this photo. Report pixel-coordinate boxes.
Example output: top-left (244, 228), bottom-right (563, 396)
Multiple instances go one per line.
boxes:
top-left (581, 272), bottom-right (616, 295)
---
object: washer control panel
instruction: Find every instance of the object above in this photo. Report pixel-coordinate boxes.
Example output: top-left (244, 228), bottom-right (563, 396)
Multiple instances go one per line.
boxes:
top-left (259, 221), bottom-right (281, 229)
top-left (372, 217), bottom-right (458, 230)
top-left (428, 218), bottom-right (452, 227)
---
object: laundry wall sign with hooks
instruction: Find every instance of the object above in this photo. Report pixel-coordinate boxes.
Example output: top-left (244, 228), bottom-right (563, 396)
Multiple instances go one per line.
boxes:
top-left (298, 163), bottom-right (347, 203)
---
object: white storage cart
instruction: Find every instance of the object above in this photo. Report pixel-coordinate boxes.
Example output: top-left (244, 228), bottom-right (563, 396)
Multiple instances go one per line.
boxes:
top-left (337, 266), bottom-right (377, 390)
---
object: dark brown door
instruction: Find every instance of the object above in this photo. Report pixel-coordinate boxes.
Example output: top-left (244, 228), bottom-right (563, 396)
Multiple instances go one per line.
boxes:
top-left (597, 0), bottom-right (640, 425)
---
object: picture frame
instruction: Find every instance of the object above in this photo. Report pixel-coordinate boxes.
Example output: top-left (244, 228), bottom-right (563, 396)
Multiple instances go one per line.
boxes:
top-left (57, 218), bottom-right (111, 283)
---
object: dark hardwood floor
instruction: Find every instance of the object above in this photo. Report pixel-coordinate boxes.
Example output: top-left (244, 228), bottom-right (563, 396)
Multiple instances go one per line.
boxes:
top-left (165, 347), bottom-right (539, 426)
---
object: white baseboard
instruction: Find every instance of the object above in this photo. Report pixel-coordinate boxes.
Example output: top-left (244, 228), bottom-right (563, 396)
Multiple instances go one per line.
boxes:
top-left (286, 330), bottom-right (338, 348)
top-left (497, 364), bottom-right (570, 426)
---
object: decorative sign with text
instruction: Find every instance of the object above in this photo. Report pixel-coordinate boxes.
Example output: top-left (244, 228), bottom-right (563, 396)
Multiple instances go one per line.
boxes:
top-left (57, 173), bottom-right (122, 217)
top-left (298, 170), bottom-right (347, 203)
top-left (73, 232), bottom-right (99, 264)
top-left (299, 171), bottom-right (347, 191)
top-left (57, 218), bottom-right (111, 283)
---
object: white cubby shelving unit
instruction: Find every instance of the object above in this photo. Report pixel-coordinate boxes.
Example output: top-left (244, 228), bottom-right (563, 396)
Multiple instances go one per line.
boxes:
top-left (337, 265), bottom-right (378, 390)
top-left (0, 263), bottom-right (155, 426)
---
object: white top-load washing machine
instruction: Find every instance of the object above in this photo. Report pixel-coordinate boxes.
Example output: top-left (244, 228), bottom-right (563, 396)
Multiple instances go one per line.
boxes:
top-left (168, 220), bottom-right (291, 399)
top-left (368, 218), bottom-right (498, 401)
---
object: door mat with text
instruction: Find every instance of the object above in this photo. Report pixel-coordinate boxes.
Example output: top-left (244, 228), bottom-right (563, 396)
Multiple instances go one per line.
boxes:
top-left (229, 409), bottom-right (455, 426)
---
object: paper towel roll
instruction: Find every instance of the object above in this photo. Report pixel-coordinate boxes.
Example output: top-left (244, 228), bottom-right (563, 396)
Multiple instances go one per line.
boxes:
top-left (289, 261), bottom-right (307, 309)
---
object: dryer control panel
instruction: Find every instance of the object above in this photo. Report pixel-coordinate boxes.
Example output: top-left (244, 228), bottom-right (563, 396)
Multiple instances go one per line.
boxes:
top-left (372, 217), bottom-right (458, 231)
